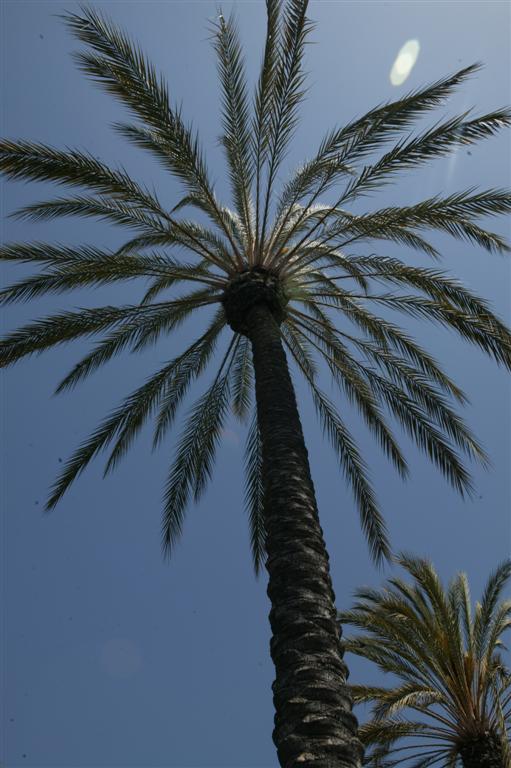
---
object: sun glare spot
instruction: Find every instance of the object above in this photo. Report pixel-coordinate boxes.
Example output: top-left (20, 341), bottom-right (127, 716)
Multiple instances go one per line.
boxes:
top-left (390, 40), bottom-right (420, 86)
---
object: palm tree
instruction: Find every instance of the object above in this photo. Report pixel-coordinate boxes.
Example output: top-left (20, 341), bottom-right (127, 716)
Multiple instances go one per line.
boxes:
top-left (1, 2), bottom-right (510, 765)
top-left (340, 555), bottom-right (511, 768)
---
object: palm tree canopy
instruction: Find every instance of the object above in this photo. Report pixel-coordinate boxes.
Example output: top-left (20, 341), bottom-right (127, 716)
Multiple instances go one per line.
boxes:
top-left (1, 1), bottom-right (511, 568)
top-left (340, 555), bottom-right (511, 767)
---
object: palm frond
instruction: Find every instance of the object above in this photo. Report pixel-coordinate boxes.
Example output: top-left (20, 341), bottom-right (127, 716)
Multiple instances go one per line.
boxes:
top-left (0, 293), bottom-right (218, 369)
top-left (258, 0), bottom-right (313, 251)
top-left (0, 250), bottom-right (223, 305)
top-left (350, 340), bottom-right (487, 465)
top-left (46, 354), bottom-right (196, 509)
top-left (286, 338), bottom-right (390, 564)
top-left (281, 320), bottom-right (318, 381)
top-left (289, 309), bottom-right (408, 478)
top-left (64, 7), bottom-right (243, 260)
top-left (252, 0), bottom-right (282, 245)
top-left (10, 195), bottom-right (170, 234)
top-left (230, 334), bottom-right (254, 422)
top-left (152, 309), bottom-right (226, 448)
top-left (342, 556), bottom-right (511, 767)
top-left (244, 413), bottom-right (266, 575)
top-left (269, 66), bottom-right (485, 259)
top-left (317, 64), bottom-right (483, 165)
top-left (474, 561), bottom-right (511, 660)
top-left (312, 288), bottom-right (511, 369)
top-left (362, 369), bottom-right (474, 496)
top-left (344, 108), bottom-right (511, 199)
top-left (0, 138), bottom-right (165, 215)
top-left (161, 340), bottom-right (235, 555)
top-left (213, 12), bottom-right (254, 244)
top-left (334, 191), bottom-right (511, 254)
top-left (313, 387), bottom-right (390, 565)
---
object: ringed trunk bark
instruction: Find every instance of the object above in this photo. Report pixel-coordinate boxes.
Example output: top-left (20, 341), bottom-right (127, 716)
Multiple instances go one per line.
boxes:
top-left (459, 731), bottom-right (508, 768)
top-left (246, 302), bottom-right (363, 768)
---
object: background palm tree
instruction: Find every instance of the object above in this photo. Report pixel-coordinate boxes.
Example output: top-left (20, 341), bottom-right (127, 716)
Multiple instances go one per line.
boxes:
top-left (340, 555), bottom-right (511, 768)
top-left (1, 1), bottom-right (510, 765)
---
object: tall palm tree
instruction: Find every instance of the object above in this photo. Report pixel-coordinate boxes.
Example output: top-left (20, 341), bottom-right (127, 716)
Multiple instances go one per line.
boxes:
top-left (1, 2), bottom-right (510, 765)
top-left (340, 556), bottom-right (511, 768)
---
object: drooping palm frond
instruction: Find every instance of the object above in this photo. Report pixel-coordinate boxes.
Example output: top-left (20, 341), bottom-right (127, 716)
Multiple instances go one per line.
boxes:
top-left (283, 326), bottom-right (390, 564)
top-left (161, 337), bottom-right (237, 554)
top-left (0, 247), bottom-right (224, 305)
top-left (244, 414), bottom-right (266, 575)
top-left (47, 339), bottom-right (216, 509)
top-left (1, 1), bottom-right (510, 569)
top-left (0, 291), bottom-right (220, 368)
top-left (340, 556), bottom-right (511, 766)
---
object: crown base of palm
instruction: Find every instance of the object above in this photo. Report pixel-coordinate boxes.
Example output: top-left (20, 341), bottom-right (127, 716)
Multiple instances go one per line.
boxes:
top-left (222, 267), bottom-right (289, 335)
top-left (458, 730), bottom-right (508, 768)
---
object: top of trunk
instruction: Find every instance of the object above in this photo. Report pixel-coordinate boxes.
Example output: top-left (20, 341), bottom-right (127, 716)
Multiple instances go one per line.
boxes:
top-left (222, 267), bottom-right (289, 335)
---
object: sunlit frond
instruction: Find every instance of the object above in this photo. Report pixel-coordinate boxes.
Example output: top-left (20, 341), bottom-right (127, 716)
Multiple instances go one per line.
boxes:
top-left (341, 557), bottom-right (511, 766)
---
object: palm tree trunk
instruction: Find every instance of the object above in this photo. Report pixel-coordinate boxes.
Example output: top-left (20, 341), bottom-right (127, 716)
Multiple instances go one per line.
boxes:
top-left (246, 301), bottom-right (363, 768)
top-left (459, 732), bottom-right (507, 768)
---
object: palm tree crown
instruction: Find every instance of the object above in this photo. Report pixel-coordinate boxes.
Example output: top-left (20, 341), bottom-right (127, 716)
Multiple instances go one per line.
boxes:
top-left (1, 1), bottom-right (510, 570)
top-left (340, 555), bottom-right (511, 767)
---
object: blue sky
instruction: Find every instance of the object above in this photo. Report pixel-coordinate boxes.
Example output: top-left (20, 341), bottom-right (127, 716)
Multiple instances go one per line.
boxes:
top-left (2, 2), bottom-right (510, 766)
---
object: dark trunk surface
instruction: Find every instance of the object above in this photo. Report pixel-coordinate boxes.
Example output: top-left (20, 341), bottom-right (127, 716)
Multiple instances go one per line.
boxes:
top-left (459, 731), bottom-right (508, 768)
top-left (246, 302), bottom-right (363, 768)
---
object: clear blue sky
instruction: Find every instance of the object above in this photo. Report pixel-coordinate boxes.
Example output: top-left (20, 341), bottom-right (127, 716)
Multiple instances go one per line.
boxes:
top-left (2, 2), bottom-right (510, 766)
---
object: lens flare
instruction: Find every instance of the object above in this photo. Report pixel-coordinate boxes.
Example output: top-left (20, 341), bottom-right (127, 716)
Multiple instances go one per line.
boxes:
top-left (390, 40), bottom-right (420, 86)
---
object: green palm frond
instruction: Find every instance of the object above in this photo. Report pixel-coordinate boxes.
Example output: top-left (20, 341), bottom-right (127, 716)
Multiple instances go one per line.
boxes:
top-left (161, 340), bottom-right (236, 554)
top-left (311, 385), bottom-right (390, 565)
top-left (0, 249), bottom-right (223, 305)
top-left (289, 309), bottom-right (408, 478)
top-left (213, 12), bottom-right (254, 245)
top-left (281, 320), bottom-right (318, 381)
top-left (0, 138), bottom-right (165, 215)
top-left (344, 108), bottom-right (511, 200)
top-left (316, 64), bottom-right (482, 165)
top-left (287, 337), bottom-right (390, 564)
top-left (330, 191), bottom-right (511, 254)
top-left (474, 561), bottom-right (511, 659)
top-left (270, 64), bottom-right (483, 252)
top-left (244, 414), bottom-right (266, 575)
top-left (252, 0), bottom-right (281, 243)
top-left (230, 335), bottom-right (254, 422)
top-left (258, 0), bottom-right (313, 250)
top-left (47, 351), bottom-right (202, 509)
top-left (341, 557), bottom-right (511, 766)
top-left (11, 195), bottom-right (170, 232)
top-left (0, 292), bottom-right (219, 368)
top-left (63, 6), bottom-right (243, 260)
top-left (151, 309), bottom-right (226, 448)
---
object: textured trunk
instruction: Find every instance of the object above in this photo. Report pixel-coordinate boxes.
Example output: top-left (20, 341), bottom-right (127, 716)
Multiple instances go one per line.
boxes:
top-left (246, 302), bottom-right (363, 768)
top-left (459, 731), bottom-right (507, 768)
